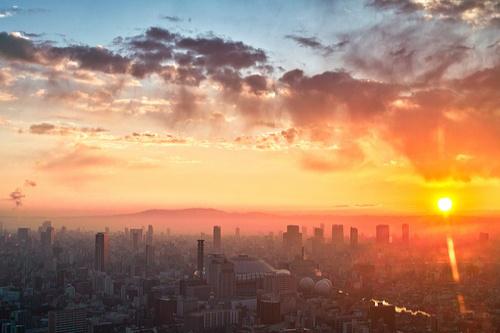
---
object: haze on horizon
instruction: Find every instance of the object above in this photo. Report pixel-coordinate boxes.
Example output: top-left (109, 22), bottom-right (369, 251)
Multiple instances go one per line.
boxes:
top-left (1, 0), bottom-right (500, 217)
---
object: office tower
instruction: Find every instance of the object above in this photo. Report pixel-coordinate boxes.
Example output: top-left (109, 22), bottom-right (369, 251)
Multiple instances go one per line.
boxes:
top-left (301, 226), bottom-right (308, 238)
top-left (130, 228), bottom-right (142, 250)
top-left (235, 227), bottom-right (240, 238)
top-left (94, 232), bottom-right (109, 272)
top-left (48, 308), bottom-right (88, 333)
top-left (154, 297), bottom-right (177, 326)
top-left (146, 244), bottom-right (155, 272)
top-left (332, 224), bottom-right (344, 244)
top-left (312, 227), bottom-right (325, 258)
top-left (197, 239), bottom-right (205, 276)
top-left (213, 225), bottom-right (222, 253)
top-left (41, 226), bottom-right (55, 251)
top-left (104, 226), bottom-right (109, 233)
top-left (146, 224), bottom-right (154, 245)
top-left (376, 225), bottom-right (390, 244)
top-left (350, 227), bottom-right (358, 248)
top-left (17, 227), bottom-right (31, 244)
top-left (124, 227), bottom-right (129, 238)
top-left (320, 223), bottom-right (325, 232)
top-left (283, 225), bottom-right (302, 257)
top-left (402, 223), bottom-right (410, 244)
top-left (207, 254), bottom-right (235, 299)
top-left (369, 302), bottom-right (396, 333)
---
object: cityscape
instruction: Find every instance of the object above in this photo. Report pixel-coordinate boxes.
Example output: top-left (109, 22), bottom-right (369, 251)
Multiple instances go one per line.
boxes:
top-left (1, 0), bottom-right (500, 332)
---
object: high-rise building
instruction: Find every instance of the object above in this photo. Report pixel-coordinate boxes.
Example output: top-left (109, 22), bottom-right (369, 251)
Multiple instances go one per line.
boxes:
top-left (332, 224), bottom-right (344, 244)
top-left (376, 225), bottom-right (390, 244)
top-left (402, 224), bottom-right (410, 244)
top-left (312, 227), bottom-right (325, 258)
top-left (130, 228), bottom-right (142, 251)
top-left (350, 227), bottom-right (358, 248)
top-left (479, 232), bottom-right (489, 242)
top-left (48, 308), bottom-right (88, 333)
top-left (301, 226), bottom-right (308, 238)
top-left (235, 227), bottom-right (240, 238)
top-left (94, 232), bottom-right (109, 272)
top-left (146, 224), bottom-right (154, 245)
top-left (41, 226), bottom-right (55, 251)
top-left (213, 225), bottom-right (222, 253)
top-left (283, 225), bottom-right (302, 257)
top-left (197, 239), bottom-right (204, 276)
top-left (146, 244), bottom-right (155, 273)
top-left (207, 254), bottom-right (235, 299)
top-left (17, 227), bottom-right (31, 244)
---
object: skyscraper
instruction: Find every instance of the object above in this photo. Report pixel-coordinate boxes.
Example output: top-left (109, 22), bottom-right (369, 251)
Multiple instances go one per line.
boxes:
top-left (146, 224), bottom-right (154, 245)
top-left (283, 225), bottom-right (302, 257)
top-left (48, 308), bottom-right (88, 333)
top-left (213, 225), bottom-right (222, 253)
top-left (197, 239), bottom-right (205, 276)
top-left (402, 224), bottom-right (410, 244)
top-left (130, 228), bottom-right (142, 251)
top-left (350, 227), bottom-right (358, 248)
top-left (41, 226), bottom-right (55, 252)
top-left (376, 225), bottom-right (390, 244)
top-left (332, 224), bottom-right (344, 244)
top-left (207, 254), bottom-right (235, 299)
top-left (94, 232), bottom-right (109, 272)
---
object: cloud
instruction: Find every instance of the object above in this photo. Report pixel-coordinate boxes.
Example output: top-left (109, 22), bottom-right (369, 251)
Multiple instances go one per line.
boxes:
top-left (161, 15), bottom-right (182, 22)
top-left (341, 17), bottom-right (473, 84)
top-left (29, 122), bottom-right (107, 136)
top-left (285, 34), bottom-right (347, 55)
top-left (368, 0), bottom-right (500, 26)
top-left (0, 6), bottom-right (47, 19)
top-left (280, 69), bottom-right (399, 125)
top-left (9, 189), bottom-right (25, 207)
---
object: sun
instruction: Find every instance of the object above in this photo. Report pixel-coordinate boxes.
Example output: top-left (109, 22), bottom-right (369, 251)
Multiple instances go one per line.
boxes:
top-left (437, 197), bottom-right (453, 213)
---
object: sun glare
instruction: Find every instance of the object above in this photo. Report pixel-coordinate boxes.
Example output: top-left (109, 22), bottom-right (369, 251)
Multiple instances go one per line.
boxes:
top-left (437, 197), bottom-right (453, 213)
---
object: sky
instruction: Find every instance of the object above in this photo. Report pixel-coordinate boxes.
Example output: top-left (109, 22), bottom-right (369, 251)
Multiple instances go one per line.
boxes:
top-left (0, 0), bottom-right (499, 216)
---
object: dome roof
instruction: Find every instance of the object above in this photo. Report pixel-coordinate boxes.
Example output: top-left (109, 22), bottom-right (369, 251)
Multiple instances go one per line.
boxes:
top-left (276, 269), bottom-right (291, 276)
top-left (299, 277), bottom-right (315, 292)
top-left (314, 279), bottom-right (332, 295)
top-left (229, 255), bottom-right (275, 275)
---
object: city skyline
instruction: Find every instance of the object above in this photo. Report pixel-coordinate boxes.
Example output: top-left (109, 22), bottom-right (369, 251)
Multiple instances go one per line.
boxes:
top-left (1, 0), bottom-right (500, 216)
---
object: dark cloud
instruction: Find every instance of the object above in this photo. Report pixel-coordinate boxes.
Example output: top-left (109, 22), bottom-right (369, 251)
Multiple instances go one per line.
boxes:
top-left (280, 69), bottom-right (399, 125)
top-left (285, 34), bottom-right (347, 55)
top-left (0, 32), bottom-right (38, 61)
top-left (244, 74), bottom-right (268, 95)
top-left (9, 189), bottom-right (25, 207)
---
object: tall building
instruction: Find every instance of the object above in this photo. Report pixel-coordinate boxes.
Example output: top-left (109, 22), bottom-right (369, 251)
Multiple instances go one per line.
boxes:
top-left (130, 228), bottom-right (142, 251)
top-left (301, 226), bottom-right (308, 238)
top-left (207, 254), bottom-right (235, 299)
top-left (94, 232), bottom-right (109, 272)
top-left (213, 225), bottom-right (222, 253)
top-left (197, 239), bottom-right (205, 276)
top-left (17, 227), bottom-right (31, 244)
top-left (283, 225), bottom-right (302, 257)
top-left (332, 224), bottom-right (344, 244)
top-left (312, 227), bottom-right (325, 258)
top-left (235, 227), bottom-right (240, 238)
top-left (146, 244), bottom-right (155, 273)
top-left (376, 225), bottom-right (390, 244)
top-left (41, 226), bottom-right (55, 251)
top-left (350, 227), bottom-right (358, 248)
top-left (146, 224), bottom-right (154, 245)
top-left (402, 224), bottom-right (410, 244)
top-left (48, 308), bottom-right (88, 333)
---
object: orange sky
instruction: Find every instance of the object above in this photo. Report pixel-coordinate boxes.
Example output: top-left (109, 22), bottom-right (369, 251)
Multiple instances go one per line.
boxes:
top-left (1, 1), bottom-right (500, 216)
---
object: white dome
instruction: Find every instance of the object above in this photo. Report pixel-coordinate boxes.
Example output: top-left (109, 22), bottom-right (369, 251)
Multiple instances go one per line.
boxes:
top-left (298, 277), bottom-right (315, 292)
top-left (276, 269), bottom-right (291, 276)
top-left (314, 279), bottom-right (332, 295)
